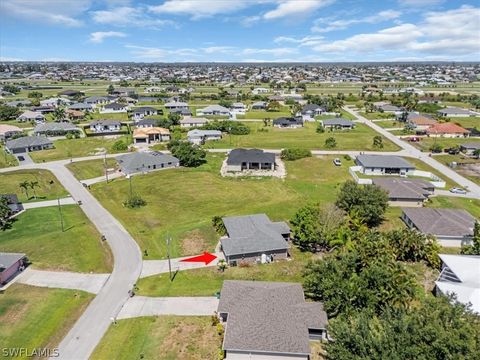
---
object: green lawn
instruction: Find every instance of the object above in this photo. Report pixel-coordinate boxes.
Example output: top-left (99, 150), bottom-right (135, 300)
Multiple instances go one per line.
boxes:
top-left (0, 169), bottom-right (68, 202)
top-left (90, 154), bottom-right (355, 259)
top-left (29, 135), bottom-right (132, 163)
top-left (358, 111), bottom-right (395, 120)
top-left (0, 144), bottom-right (18, 168)
top-left (448, 117), bottom-right (480, 128)
top-left (204, 122), bottom-right (400, 151)
top-left (66, 158), bottom-right (118, 180)
top-left (137, 247), bottom-right (313, 297)
top-left (88, 112), bottom-right (129, 121)
top-left (406, 157), bottom-right (459, 189)
top-left (237, 110), bottom-right (292, 119)
top-left (433, 154), bottom-right (480, 185)
top-left (0, 284), bottom-right (93, 359)
top-left (373, 120), bottom-right (401, 128)
top-left (0, 205), bottom-right (113, 272)
top-left (428, 196), bottom-right (480, 218)
top-left (411, 137), bottom-right (473, 152)
top-left (91, 316), bottom-right (220, 360)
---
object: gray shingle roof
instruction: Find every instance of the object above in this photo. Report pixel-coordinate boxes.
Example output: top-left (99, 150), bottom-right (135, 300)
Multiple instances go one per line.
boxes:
top-left (0, 252), bottom-right (26, 270)
top-left (221, 214), bottom-right (289, 257)
top-left (34, 122), bottom-right (80, 133)
top-left (438, 107), bottom-right (472, 115)
top-left (461, 142), bottom-right (480, 150)
top-left (90, 119), bottom-right (121, 126)
top-left (226, 149), bottom-right (275, 166)
top-left (6, 136), bottom-right (52, 150)
top-left (218, 280), bottom-right (327, 355)
top-left (356, 155), bottom-right (415, 169)
top-left (322, 118), bottom-right (354, 127)
top-left (273, 117), bottom-right (303, 126)
top-left (116, 151), bottom-right (179, 175)
top-left (402, 208), bottom-right (476, 237)
top-left (372, 178), bottom-right (432, 200)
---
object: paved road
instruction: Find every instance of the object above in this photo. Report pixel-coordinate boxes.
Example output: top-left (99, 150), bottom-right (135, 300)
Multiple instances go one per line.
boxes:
top-left (343, 106), bottom-right (480, 198)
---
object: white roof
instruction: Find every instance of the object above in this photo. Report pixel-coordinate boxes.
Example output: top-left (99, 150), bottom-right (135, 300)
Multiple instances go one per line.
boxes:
top-left (435, 282), bottom-right (480, 313)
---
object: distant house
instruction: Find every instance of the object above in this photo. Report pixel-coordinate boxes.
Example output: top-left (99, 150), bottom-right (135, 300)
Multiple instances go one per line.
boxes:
top-left (116, 152), bottom-right (179, 175)
top-left (372, 178), bottom-right (434, 207)
top-left (373, 101), bottom-right (402, 113)
top-left (0, 194), bottom-right (23, 214)
top-left (169, 108), bottom-right (193, 116)
top-left (0, 252), bottom-right (28, 286)
top-left (401, 208), bottom-right (476, 247)
top-left (179, 117), bottom-right (208, 128)
top-left (100, 102), bottom-right (127, 113)
top-left (272, 116), bottom-right (303, 128)
top-left (355, 155), bottom-right (416, 176)
top-left (144, 86), bottom-right (163, 93)
top-left (218, 280), bottom-right (328, 359)
top-left (164, 101), bottom-right (188, 110)
top-left (251, 101), bottom-right (267, 110)
top-left (187, 129), bottom-right (221, 145)
top-left (426, 123), bottom-right (470, 138)
top-left (6, 100), bottom-right (32, 107)
top-left (132, 127), bottom-right (170, 144)
top-left (220, 214), bottom-right (290, 265)
top-left (132, 106), bottom-right (159, 120)
top-left (226, 149), bottom-right (276, 173)
top-left (31, 106), bottom-right (55, 114)
top-left (435, 255), bottom-right (480, 314)
top-left (34, 122), bottom-right (81, 136)
top-left (89, 120), bottom-right (122, 133)
top-left (68, 103), bottom-right (93, 112)
top-left (40, 97), bottom-right (72, 107)
top-left (66, 109), bottom-right (85, 121)
top-left (460, 142), bottom-right (480, 156)
top-left (17, 110), bottom-right (45, 123)
top-left (84, 96), bottom-right (112, 107)
top-left (300, 104), bottom-right (324, 121)
top-left (59, 90), bottom-right (84, 97)
top-left (197, 105), bottom-right (230, 116)
top-left (252, 87), bottom-right (269, 95)
top-left (136, 118), bottom-right (157, 128)
top-left (230, 102), bottom-right (246, 114)
top-left (437, 107), bottom-right (478, 117)
top-left (321, 118), bottom-right (355, 130)
top-left (405, 113), bottom-right (437, 131)
top-left (111, 88), bottom-right (135, 97)
top-left (5, 136), bottom-right (53, 153)
top-left (0, 124), bottom-right (22, 141)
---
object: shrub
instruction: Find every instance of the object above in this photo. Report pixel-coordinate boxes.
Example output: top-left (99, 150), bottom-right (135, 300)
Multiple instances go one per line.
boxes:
top-left (123, 195), bottom-right (146, 208)
top-left (316, 123), bottom-right (325, 133)
top-left (212, 215), bottom-right (226, 235)
top-left (280, 148), bottom-right (312, 161)
top-left (111, 140), bottom-right (128, 151)
top-left (324, 137), bottom-right (337, 148)
top-left (344, 154), bottom-right (351, 161)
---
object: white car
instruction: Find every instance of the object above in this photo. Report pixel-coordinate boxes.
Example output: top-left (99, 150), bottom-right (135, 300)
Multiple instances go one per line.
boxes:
top-left (333, 158), bottom-right (342, 166)
top-left (449, 187), bottom-right (467, 195)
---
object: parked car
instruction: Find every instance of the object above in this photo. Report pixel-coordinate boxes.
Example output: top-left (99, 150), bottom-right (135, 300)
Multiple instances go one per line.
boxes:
top-left (407, 137), bottom-right (420, 142)
top-left (18, 156), bottom-right (25, 161)
top-left (333, 158), bottom-right (342, 166)
top-left (449, 187), bottom-right (467, 194)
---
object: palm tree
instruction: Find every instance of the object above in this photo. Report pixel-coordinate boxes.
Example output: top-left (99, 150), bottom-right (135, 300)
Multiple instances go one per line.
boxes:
top-left (19, 181), bottom-right (30, 199)
top-left (291, 102), bottom-right (302, 117)
top-left (53, 107), bottom-right (65, 122)
top-left (29, 181), bottom-right (39, 199)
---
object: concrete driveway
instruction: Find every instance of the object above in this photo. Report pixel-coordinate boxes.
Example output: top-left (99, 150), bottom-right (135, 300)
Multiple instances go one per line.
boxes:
top-left (22, 197), bottom-right (76, 209)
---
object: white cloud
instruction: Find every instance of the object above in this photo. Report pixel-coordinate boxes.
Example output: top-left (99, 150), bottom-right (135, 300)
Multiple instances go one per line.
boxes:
top-left (398, 0), bottom-right (443, 6)
top-left (0, 0), bottom-right (91, 26)
top-left (242, 47), bottom-right (298, 56)
top-left (90, 31), bottom-right (126, 43)
top-left (274, 35), bottom-right (325, 47)
top-left (126, 45), bottom-right (199, 60)
top-left (0, 56), bottom-right (25, 61)
top-left (312, 9), bottom-right (401, 33)
top-left (264, 0), bottom-right (335, 20)
top-left (202, 46), bottom-right (236, 54)
top-left (149, 0), bottom-right (256, 19)
top-left (91, 6), bottom-right (175, 28)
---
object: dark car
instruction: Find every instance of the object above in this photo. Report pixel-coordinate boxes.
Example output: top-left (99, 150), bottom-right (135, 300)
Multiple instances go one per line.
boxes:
top-left (17, 156), bottom-right (25, 161)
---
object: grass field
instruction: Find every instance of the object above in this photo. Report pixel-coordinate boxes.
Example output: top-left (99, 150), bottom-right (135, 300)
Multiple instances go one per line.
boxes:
top-left (0, 205), bottom-right (113, 272)
top-left (411, 137), bottom-right (473, 152)
top-left (373, 120), bottom-right (401, 128)
top-left (433, 154), bottom-right (480, 185)
top-left (0, 144), bottom-right (18, 168)
top-left (448, 117), bottom-right (480, 128)
top-left (0, 284), bottom-right (93, 359)
top-left (90, 154), bottom-right (356, 259)
top-left (359, 111), bottom-right (395, 120)
top-left (0, 169), bottom-right (68, 202)
top-left (428, 196), bottom-right (480, 218)
top-left (237, 110), bottom-right (292, 119)
top-left (66, 158), bottom-right (118, 180)
top-left (204, 122), bottom-right (400, 151)
top-left (29, 135), bottom-right (132, 163)
top-left (91, 316), bottom-right (220, 360)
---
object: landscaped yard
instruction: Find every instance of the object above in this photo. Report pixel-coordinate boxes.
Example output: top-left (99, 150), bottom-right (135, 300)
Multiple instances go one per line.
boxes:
top-left (204, 122), bottom-right (400, 151)
top-left (0, 284), bottom-right (93, 360)
top-left (29, 136), bottom-right (132, 163)
top-left (90, 154), bottom-right (355, 259)
top-left (91, 316), bottom-right (220, 360)
top-left (447, 117), bottom-right (480, 128)
top-left (66, 158), bottom-right (118, 180)
top-left (0, 205), bottom-right (113, 272)
top-left (0, 169), bottom-right (68, 202)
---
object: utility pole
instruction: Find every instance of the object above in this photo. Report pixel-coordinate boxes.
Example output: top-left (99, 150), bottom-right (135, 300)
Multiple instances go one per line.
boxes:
top-left (166, 235), bottom-right (172, 281)
top-left (57, 197), bottom-right (64, 232)
top-left (128, 175), bottom-right (133, 199)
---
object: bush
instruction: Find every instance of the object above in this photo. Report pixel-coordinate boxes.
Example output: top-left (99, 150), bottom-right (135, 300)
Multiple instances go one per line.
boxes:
top-left (123, 195), bottom-right (146, 208)
top-left (316, 123), bottom-right (325, 133)
top-left (111, 140), bottom-right (128, 151)
top-left (280, 148), bottom-right (312, 161)
top-left (324, 137), bottom-right (337, 149)
top-left (168, 140), bottom-right (206, 167)
top-left (343, 154), bottom-right (351, 161)
top-left (202, 120), bottom-right (250, 135)
top-left (212, 215), bottom-right (226, 235)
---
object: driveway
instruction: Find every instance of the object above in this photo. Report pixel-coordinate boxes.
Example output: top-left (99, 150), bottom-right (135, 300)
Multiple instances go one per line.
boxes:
top-left (15, 152), bottom-right (33, 165)
top-left (117, 296), bottom-right (219, 320)
top-left (22, 197), bottom-right (76, 209)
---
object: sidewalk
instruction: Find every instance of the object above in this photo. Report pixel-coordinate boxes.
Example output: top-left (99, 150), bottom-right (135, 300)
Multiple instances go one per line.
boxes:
top-left (81, 171), bottom-right (124, 186)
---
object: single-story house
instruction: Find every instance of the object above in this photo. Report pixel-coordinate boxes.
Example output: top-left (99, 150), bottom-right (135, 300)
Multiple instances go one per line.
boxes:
top-left (187, 129), bottom-right (222, 145)
top-left (116, 151), bottom-right (179, 175)
top-left (111, 88), bottom-right (135, 97)
top-left (435, 254), bottom-right (480, 314)
top-left (197, 105), bottom-right (230, 116)
top-left (164, 101), bottom-right (188, 110)
top-left (0, 124), bottom-right (22, 141)
top-left (6, 100), bottom-right (32, 107)
top-left (84, 96), bottom-right (112, 106)
top-left (100, 102), bottom-right (127, 113)
top-left (5, 135), bottom-right (53, 153)
top-left (405, 113), bottom-right (437, 131)
top-left (89, 120), bottom-right (122, 133)
top-left (252, 87), bottom-right (269, 95)
top-left (67, 103), bottom-right (92, 111)
top-left (426, 123), bottom-right (470, 138)
top-left (322, 118), bottom-right (355, 130)
top-left (273, 116), bottom-right (303, 128)
top-left (145, 86), bottom-right (164, 93)
top-left (40, 97), bottom-right (72, 107)
top-left (17, 110), bottom-right (45, 123)
top-left (169, 108), bottom-right (193, 116)
top-left (59, 89), bottom-right (84, 97)
top-left (437, 107), bottom-right (478, 117)
top-left (34, 122), bottom-right (81, 136)
top-left (31, 106), bottom-right (55, 114)
top-left (179, 117), bottom-right (208, 128)
top-left (230, 102), bottom-right (246, 114)
top-left (355, 154), bottom-right (416, 176)
top-left (221, 214), bottom-right (290, 265)
top-left (132, 106), bottom-right (159, 120)
top-left (460, 142), bottom-right (480, 156)
top-left (372, 178), bottom-right (434, 207)
top-left (217, 280), bottom-right (328, 359)
top-left (401, 208), bottom-right (476, 247)
top-left (251, 101), bottom-right (267, 110)
top-left (226, 148), bottom-right (276, 172)
top-left (0, 252), bottom-right (28, 286)
top-left (136, 118), bottom-right (157, 128)
top-left (373, 101), bottom-right (403, 113)
top-left (133, 127), bottom-right (170, 144)
top-left (1, 194), bottom-right (23, 214)
top-left (300, 104), bottom-right (324, 120)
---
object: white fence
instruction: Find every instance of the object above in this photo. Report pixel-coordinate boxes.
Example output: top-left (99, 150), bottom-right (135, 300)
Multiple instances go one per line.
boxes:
top-left (349, 167), bottom-right (446, 188)
top-left (349, 166), bottom-right (373, 185)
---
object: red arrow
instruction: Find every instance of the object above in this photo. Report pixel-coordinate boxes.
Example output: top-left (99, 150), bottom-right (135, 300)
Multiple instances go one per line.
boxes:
top-left (180, 252), bottom-right (217, 265)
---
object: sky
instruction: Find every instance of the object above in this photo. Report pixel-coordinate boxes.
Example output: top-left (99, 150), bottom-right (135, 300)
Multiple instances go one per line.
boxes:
top-left (0, 0), bottom-right (479, 62)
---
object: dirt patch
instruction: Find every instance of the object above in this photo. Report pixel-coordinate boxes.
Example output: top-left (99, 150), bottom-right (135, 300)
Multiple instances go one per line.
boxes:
top-left (181, 229), bottom-right (207, 256)
top-left (457, 163), bottom-right (480, 179)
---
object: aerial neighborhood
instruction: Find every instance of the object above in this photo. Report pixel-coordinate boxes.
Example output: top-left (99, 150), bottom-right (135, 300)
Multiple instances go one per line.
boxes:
top-left (0, 50), bottom-right (479, 360)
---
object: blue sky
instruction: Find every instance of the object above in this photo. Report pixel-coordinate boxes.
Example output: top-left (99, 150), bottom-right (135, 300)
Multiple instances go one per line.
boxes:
top-left (0, 0), bottom-right (479, 62)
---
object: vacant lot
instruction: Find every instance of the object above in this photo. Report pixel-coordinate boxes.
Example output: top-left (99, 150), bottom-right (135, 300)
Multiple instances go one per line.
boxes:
top-left (0, 169), bottom-right (68, 202)
top-left (428, 196), bottom-right (480, 218)
top-left (91, 316), bottom-right (220, 360)
top-left (448, 117), bottom-right (480, 128)
top-left (205, 122), bottom-right (399, 151)
top-left (29, 136), bottom-right (132, 163)
top-left (0, 205), bottom-right (113, 272)
top-left (0, 284), bottom-right (93, 359)
top-left (0, 144), bottom-right (18, 168)
top-left (67, 158), bottom-right (118, 180)
top-left (411, 137), bottom-right (473, 153)
top-left (237, 110), bottom-right (292, 119)
top-left (90, 154), bottom-right (355, 259)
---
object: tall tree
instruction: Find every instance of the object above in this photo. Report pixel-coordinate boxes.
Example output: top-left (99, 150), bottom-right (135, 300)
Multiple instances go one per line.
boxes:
top-left (0, 196), bottom-right (13, 230)
top-left (19, 181), bottom-right (30, 199)
top-left (29, 181), bottom-right (39, 199)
